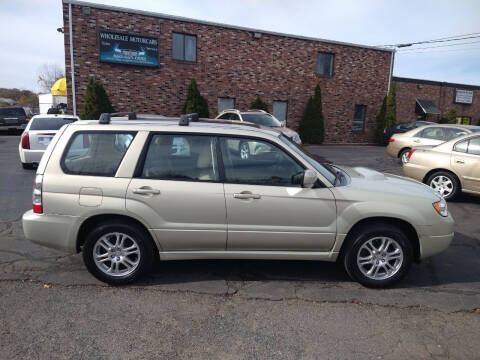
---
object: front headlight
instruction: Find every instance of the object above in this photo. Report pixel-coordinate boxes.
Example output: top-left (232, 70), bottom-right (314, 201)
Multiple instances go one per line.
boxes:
top-left (292, 133), bottom-right (302, 144)
top-left (433, 199), bottom-right (448, 217)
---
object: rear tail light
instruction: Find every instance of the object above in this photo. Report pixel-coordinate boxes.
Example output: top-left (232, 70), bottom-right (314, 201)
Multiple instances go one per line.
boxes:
top-left (407, 149), bottom-right (416, 161)
top-left (32, 175), bottom-right (43, 214)
top-left (21, 132), bottom-right (30, 149)
top-left (388, 138), bottom-right (395, 143)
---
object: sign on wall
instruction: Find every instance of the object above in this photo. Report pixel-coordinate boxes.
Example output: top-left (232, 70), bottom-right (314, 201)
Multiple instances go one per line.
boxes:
top-left (99, 30), bottom-right (158, 67)
top-left (455, 89), bottom-right (473, 104)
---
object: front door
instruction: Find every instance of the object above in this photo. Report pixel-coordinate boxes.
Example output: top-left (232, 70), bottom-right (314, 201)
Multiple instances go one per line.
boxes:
top-left (126, 133), bottom-right (227, 251)
top-left (414, 126), bottom-right (447, 146)
top-left (452, 136), bottom-right (480, 193)
top-left (219, 137), bottom-right (337, 251)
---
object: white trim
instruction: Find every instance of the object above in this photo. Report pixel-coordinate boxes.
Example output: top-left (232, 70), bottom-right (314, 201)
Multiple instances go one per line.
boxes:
top-left (69, 3), bottom-right (77, 116)
top-left (62, 0), bottom-right (393, 53)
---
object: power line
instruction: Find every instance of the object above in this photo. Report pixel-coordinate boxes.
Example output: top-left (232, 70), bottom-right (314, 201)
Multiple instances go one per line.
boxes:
top-left (398, 39), bottom-right (480, 52)
top-left (397, 46), bottom-right (480, 54)
top-left (379, 31), bottom-right (480, 47)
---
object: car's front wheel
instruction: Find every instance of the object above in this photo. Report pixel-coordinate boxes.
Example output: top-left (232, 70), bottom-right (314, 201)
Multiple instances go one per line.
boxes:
top-left (343, 223), bottom-right (413, 288)
top-left (82, 221), bottom-right (155, 285)
top-left (426, 171), bottom-right (460, 201)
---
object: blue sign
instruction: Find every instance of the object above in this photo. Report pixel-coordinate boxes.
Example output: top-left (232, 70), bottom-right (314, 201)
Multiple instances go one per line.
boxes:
top-left (99, 30), bottom-right (158, 67)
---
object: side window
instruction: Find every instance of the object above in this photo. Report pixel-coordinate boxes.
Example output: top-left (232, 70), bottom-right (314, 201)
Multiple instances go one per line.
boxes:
top-left (142, 134), bottom-right (219, 181)
top-left (317, 52), bottom-right (334, 76)
top-left (172, 33), bottom-right (196, 62)
top-left (418, 127), bottom-right (445, 140)
top-left (230, 113), bottom-right (240, 120)
top-left (454, 139), bottom-right (469, 153)
top-left (219, 137), bottom-right (304, 187)
top-left (62, 132), bottom-right (135, 176)
top-left (467, 137), bottom-right (480, 156)
top-left (352, 105), bottom-right (366, 132)
top-left (445, 128), bottom-right (469, 141)
top-left (217, 113), bottom-right (231, 120)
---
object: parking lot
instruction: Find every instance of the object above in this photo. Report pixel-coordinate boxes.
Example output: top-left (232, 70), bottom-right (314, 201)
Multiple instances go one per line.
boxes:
top-left (1, 133), bottom-right (479, 359)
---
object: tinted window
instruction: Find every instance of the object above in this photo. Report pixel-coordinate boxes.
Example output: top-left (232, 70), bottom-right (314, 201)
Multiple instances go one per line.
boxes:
top-left (352, 105), bottom-right (366, 132)
top-left (220, 137), bottom-right (303, 186)
top-left (241, 114), bottom-right (282, 127)
top-left (0, 107), bottom-right (25, 116)
top-left (29, 117), bottom-right (76, 130)
top-left (317, 52), bottom-right (334, 76)
top-left (217, 98), bottom-right (235, 113)
top-left (62, 132), bottom-right (135, 176)
top-left (217, 113), bottom-right (230, 120)
top-left (445, 128), bottom-right (469, 141)
top-left (172, 33), bottom-right (196, 62)
top-left (418, 127), bottom-right (445, 140)
top-left (230, 113), bottom-right (240, 120)
top-left (142, 134), bottom-right (219, 181)
top-left (468, 137), bottom-right (480, 155)
top-left (454, 139), bottom-right (468, 153)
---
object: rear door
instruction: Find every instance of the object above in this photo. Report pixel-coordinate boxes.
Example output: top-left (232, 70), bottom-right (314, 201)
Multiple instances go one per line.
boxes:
top-left (28, 117), bottom-right (77, 150)
top-left (126, 133), bottom-right (227, 251)
top-left (452, 136), bottom-right (480, 193)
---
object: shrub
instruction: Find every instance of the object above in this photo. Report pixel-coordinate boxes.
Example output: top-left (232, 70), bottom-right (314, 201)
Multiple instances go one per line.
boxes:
top-left (81, 78), bottom-right (114, 120)
top-left (447, 109), bottom-right (457, 124)
top-left (183, 78), bottom-right (209, 118)
top-left (374, 81), bottom-right (396, 143)
top-left (250, 96), bottom-right (269, 112)
top-left (298, 84), bottom-right (324, 144)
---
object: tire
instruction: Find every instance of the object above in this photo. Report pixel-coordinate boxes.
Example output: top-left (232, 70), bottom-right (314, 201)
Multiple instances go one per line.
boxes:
top-left (398, 148), bottom-right (410, 165)
top-left (342, 222), bottom-right (413, 288)
top-left (426, 171), bottom-right (460, 201)
top-left (22, 162), bottom-right (33, 170)
top-left (82, 221), bottom-right (155, 285)
top-left (239, 141), bottom-right (250, 160)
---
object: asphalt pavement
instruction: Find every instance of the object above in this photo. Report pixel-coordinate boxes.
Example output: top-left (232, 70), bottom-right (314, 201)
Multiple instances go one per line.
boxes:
top-left (1, 134), bottom-right (479, 359)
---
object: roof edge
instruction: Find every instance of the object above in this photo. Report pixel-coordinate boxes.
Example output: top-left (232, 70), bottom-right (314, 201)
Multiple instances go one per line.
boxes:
top-left (393, 76), bottom-right (480, 90)
top-left (62, 0), bottom-right (394, 53)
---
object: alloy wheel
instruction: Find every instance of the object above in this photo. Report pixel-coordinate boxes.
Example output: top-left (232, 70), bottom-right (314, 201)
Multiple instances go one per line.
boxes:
top-left (430, 175), bottom-right (453, 198)
top-left (356, 237), bottom-right (404, 280)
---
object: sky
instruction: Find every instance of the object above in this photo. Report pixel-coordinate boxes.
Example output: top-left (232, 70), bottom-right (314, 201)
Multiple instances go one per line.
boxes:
top-left (1, 0), bottom-right (479, 92)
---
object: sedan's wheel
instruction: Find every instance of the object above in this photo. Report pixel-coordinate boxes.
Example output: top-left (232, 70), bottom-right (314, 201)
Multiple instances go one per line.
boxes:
top-left (426, 171), bottom-right (460, 201)
top-left (343, 223), bottom-right (412, 288)
top-left (83, 222), bottom-right (155, 285)
top-left (399, 149), bottom-right (410, 164)
top-left (239, 141), bottom-right (250, 160)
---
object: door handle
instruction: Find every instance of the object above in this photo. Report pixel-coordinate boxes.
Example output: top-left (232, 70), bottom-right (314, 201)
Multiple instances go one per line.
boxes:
top-left (413, 139), bottom-right (421, 143)
top-left (133, 187), bottom-right (160, 195)
top-left (233, 192), bottom-right (261, 200)
top-left (455, 158), bottom-right (465, 164)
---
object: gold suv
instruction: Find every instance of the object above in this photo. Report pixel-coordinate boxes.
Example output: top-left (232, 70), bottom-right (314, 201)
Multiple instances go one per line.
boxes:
top-left (386, 124), bottom-right (479, 164)
top-left (22, 113), bottom-right (454, 287)
top-left (403, 133), bottom-right (480, 200)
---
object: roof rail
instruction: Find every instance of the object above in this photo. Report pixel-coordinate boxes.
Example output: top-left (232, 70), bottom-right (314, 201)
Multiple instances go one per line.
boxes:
top-left (246, 109), bottom-right (267, 113)
top-left (179, 113), bottom-right (199, 126)
top-left (98, 112), bottom-right (137, 124)
top-left (220, 109), bottom-right (240, 113)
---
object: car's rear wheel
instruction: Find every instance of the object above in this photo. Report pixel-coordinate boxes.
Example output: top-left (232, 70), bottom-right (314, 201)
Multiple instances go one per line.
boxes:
top-left (426, 171), bottom-right (460, 201)
top-left (82, 221), bottom-right (155, 285)
top-left (343, 223), bottom-right (413, 288)
top-left (399, 148), bottom-right (410, 164)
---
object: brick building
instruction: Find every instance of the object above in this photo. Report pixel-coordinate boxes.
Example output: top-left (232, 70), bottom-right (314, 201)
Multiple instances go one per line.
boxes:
top-left (394, 77), bottom-right (480, 126)
top-left (62, 0), bottom-right (394, 143)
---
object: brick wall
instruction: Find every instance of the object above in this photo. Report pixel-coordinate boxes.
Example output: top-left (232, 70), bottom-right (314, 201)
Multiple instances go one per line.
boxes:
top-left (394, 77), bottom-right (480, 125)
top-left (63, 2), bottom-right (393, 143)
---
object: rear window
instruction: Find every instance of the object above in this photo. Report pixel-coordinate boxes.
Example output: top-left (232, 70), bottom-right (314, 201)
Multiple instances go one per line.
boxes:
top-left (62, 131), bottom-right (135, 176)
top-left (0, 108), bottom-right (26, 117)
top-left (29, 117), bottom-right (77, 130)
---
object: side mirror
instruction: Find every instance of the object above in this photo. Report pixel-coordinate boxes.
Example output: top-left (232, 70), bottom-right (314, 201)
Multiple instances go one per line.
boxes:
top-left (303, 169), bottom-right (317, 188)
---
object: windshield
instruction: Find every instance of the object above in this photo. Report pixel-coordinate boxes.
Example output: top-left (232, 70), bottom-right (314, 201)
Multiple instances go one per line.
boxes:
top-left (29, 117), bottom-right (77, 130)
top-left (241, 113), bottom-right (282, 127)
top-left (0, 108), bottom-right (25, 117)
top-left (280, 135), bottom-right (336, 184)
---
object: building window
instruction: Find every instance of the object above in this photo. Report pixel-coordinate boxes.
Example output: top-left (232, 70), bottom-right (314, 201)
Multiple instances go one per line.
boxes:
top-left (317, 52), bottom-right (334, 76)
top-left (353, 105), bottom-right (366, 132)
top-left (172, 33), bottom-right (196, 62)
top-left (273, 101), bottom-right (288, 124)
top-left (218, 98), bottom-right (235, 113)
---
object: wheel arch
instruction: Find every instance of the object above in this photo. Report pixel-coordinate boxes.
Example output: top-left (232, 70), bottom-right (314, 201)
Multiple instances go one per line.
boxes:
top-left (422, 168), bottom-right (461, 187)
top-left (397, 147), bottom-right (411, 158)
top-left (338, 217), bottom-right (421, 263)
top-left (76, 214), bottom-right (158, 253)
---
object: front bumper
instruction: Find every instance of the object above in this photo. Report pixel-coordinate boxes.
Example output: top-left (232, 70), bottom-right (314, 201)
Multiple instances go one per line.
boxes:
top-left (22, 210), bottom-right (79, 253)
top-left (417, 214), bottom-right (455, 259)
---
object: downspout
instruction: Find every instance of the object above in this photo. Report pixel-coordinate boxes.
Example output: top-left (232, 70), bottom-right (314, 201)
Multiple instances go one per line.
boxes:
top-left (387, 48), bottom-right (395, 93)
top-left (69, 3), bottom-right (77, 116)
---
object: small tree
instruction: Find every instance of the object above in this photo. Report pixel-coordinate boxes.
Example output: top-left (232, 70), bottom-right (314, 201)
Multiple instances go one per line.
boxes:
top-left (374, 81), bottom-right (396, 143)
top-left (447, 109), bottom-right (457, 124)
top-left (250, 96), bottom-right (268, 111)
top-left (81, 78), bottom-right (114, 120)
top-left (183, 78), bottom-right (209, 117)
top-left (298, 84), bottom-right (325, 144)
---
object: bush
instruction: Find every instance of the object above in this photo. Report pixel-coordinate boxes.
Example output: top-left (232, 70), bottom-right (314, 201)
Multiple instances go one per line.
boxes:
top-left (439, 117), bottom-right (449, 124)
top-left (183, 78), bottom-right (209, 118)
top-left (374, 81), bottom-right (396, 143)
top-left (81, 78), bottom-right (114, 120)
top-left (250, 96), bottom-right (268, 112)
top-left (447, 109), bottom-right (457, 124)
top-left (298, 84), bottom-right (324, 144)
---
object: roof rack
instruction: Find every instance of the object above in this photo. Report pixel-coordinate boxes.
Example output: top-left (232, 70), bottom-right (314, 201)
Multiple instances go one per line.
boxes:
top-left (178, 113), bottom-right (199, 126)
top-left (99, 112), bottom-right (137, 124)
top-left (220, 109), bottom-right (240, 113)
top-left (246, 109), bottom-right (267, 113)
